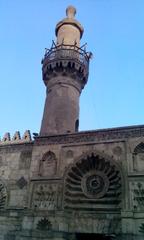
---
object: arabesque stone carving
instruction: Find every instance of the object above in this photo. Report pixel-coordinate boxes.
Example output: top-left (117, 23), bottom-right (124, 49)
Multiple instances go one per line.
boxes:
top-left (31, 183), bottom-right (57, 210)
top-left (133, 182), bottom-right (144, 209)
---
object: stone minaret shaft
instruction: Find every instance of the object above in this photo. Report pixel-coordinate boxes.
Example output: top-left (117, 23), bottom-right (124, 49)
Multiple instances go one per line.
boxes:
top-left (40, 6), bottom-right (91, 136)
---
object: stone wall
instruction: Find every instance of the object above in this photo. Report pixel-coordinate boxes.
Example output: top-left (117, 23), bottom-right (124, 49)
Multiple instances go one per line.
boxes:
top-left (0, 126), bottom-right (144, 239)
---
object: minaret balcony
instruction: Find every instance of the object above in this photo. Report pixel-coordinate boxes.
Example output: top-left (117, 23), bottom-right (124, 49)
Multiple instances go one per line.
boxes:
top-left (42, 43), bottom-right (91, 85)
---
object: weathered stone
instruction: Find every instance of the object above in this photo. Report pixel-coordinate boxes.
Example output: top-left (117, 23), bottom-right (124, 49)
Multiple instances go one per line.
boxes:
top-left (0, 5), bottom-right (144, 240)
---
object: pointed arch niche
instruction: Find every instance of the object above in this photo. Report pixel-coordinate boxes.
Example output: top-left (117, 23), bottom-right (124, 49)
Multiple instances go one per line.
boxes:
top-left (39, 151), bottom-right (57, 177)
top-left (63, 152), bottom-right (122, 211)
top-left (133, 142), bottom-right (144, 172)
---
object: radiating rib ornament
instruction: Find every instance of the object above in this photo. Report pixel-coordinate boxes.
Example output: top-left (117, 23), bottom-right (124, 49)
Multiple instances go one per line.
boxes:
top-left (64, 153), bottom-right (121, 210)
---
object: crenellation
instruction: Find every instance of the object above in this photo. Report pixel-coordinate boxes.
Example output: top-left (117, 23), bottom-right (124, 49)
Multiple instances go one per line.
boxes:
top-left (12, 132), bottom-right (21, 142)
top-left (22, 130), bottom-right (32, 142)
top-left (0, 130), bottom-right (32, 145)
top-left (2, 133), bottom-right (11, 143)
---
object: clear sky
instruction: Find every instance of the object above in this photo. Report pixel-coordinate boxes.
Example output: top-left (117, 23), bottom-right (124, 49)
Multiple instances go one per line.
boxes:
top-left (0, 0), bottom-right (144, 138)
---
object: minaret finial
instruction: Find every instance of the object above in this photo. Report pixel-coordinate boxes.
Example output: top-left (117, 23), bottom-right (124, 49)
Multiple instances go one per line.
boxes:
top-left (55, 5), bottom-right (83, 41)
top-left (66, 6), bottom-right (76, 19)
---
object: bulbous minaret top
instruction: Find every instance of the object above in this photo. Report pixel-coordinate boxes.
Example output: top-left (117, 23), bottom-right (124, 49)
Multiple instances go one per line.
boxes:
top-left (40, 6), bottom-right (91, 136)
top-left (55, 6), bottom-right (83, 46)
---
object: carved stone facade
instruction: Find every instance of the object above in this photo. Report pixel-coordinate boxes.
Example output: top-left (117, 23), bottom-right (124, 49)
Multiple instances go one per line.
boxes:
top-left (0, 128), bottom-right (143, 239)
top-left (1, 5), bottom-right (144, 240)
top-left (64, 153), bottom-right (121, 210)
top-left (31, 182), bottom-right (58, 210)
top-left (39, 151), bottom-right (57, 177)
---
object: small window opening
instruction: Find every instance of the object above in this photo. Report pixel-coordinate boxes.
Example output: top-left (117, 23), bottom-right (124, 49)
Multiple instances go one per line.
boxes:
top-left (75, 119), bottom-right (79, 132)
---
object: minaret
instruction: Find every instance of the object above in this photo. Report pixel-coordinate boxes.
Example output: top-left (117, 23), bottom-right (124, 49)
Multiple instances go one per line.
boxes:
top-left (40, 6), bottom-right (91, 136)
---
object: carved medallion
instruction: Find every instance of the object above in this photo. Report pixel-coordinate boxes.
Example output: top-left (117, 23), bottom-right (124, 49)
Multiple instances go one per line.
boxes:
top-left (64, 153), bottom-right (121, 210)
top-left (81, 170), bottom-right (109, 198)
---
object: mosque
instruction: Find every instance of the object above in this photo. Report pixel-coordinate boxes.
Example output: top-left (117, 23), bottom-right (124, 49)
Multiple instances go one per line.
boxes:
top-left (0, 6), bottom-right (144, 240)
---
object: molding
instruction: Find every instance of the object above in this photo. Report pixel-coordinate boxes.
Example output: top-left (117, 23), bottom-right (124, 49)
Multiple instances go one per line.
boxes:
top-left (36, 125), bottom-right (144, 146)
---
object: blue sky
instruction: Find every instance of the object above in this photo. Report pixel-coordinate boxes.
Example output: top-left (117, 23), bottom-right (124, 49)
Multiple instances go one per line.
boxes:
top-left (0, 0), bottom-right (144, 138)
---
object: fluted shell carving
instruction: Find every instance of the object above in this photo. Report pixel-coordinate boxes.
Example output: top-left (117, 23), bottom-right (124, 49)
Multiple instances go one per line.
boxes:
top-left (64, 154), bottom-right (121, 210)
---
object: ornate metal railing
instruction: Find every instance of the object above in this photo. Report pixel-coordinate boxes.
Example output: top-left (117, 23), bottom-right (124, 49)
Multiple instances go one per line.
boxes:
top-left (42, 43), bottom-right (91, 70)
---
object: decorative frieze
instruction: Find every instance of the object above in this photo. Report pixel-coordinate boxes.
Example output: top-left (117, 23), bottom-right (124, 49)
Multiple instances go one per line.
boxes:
top-left (35, 125), bottom-right (144, 145)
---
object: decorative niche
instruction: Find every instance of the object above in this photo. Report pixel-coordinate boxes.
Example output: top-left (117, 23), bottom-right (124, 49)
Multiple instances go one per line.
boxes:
top-left (64, 153), bottom-right (122, 210)
top-left (133, 142), bottom-right (144, 172)
top-left (39, 151), bottom-right (57, 177)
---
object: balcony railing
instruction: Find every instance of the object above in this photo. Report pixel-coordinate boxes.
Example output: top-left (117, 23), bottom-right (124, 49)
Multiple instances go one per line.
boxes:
top-left (42, 43), bottom-right (91, 70)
